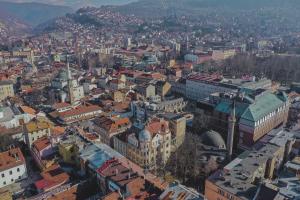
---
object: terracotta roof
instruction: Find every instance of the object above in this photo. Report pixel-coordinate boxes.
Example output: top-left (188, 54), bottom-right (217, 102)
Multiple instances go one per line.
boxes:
top-left (97, 158), bottom-right (139, 187)
top-left (32, 137), bottom-right (51, 152)
top-left (48, 180), bottom-right (98, 200)
top-left (102, 192), bottom-right (121, 200)
top-left (0, 147), bottom-right (25, 172)
top-left (52, 102), bottom-right (71, 110)
top-left (48, 184), bottom-right (78, 200)
top-left (51, 126), bottom-right (65, 137)
top-left (145, 118), bottom-right (169, 136)
top-left (94, 116), bottom-right (131, 134)
top-left (59, 105), bottom-right (102, 118)
top-left (35, 164), bottom-right (69, 192)
top-left (20, 106), bottom-right (36, 115)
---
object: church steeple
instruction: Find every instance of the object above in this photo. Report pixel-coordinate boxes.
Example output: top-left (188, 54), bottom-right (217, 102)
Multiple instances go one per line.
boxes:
top-left (227, 100), bottom-right (236, 161)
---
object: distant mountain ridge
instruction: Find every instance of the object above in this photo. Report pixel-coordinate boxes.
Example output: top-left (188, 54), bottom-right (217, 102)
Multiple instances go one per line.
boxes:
top-left (2, 0), bottom-right (137, 8)
top-left (114, 0), bottom-right (300, 18)
top-left (0, 1), bottom-right (73, 26)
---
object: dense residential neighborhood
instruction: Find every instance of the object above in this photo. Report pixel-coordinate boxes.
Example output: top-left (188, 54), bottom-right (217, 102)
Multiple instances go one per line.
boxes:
top-left (1, 0), bottom-right (300, 200)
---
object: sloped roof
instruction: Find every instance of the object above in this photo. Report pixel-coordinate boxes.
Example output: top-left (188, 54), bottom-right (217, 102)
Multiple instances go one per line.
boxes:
top-left (241, 92), bottom-right (286, 122)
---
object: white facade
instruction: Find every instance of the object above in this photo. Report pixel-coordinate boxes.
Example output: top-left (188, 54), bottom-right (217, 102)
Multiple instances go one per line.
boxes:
top-left (186, 79), bottom-right (237, 101)
top-left (0, 164), bottom-right (27, 188)
top-left (0, 106), bottom-right (35, 129)
top-left (25, 128), bottom-right (51, 148)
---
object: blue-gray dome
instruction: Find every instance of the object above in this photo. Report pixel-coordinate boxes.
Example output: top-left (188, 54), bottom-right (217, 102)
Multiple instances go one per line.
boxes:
top-left (201, 130), bottom-right (226, 149)
top-left (139, 129), bottom-right (151, 142)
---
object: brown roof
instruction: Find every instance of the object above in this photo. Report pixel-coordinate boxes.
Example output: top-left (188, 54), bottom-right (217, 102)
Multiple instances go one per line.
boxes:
top-left (98, 159), bottom-right (140, 187)
top-left (20, 106), bottom-right (36, 115)
top-left (35, 164), bottom-right (69, 192)
top-left (48, 181), bottom-right (98, 200)
top-left (32, 137), bottom-right (51, 152)
top-left (146, 118), bottom-right (169, 136)
top-left (51, 126), bottom-right (65, 137)
top-left (59, 105), bottom-right (102, 118)
top-left (48, 184), bottom-right (78, 200)
top-left (94, 116), bottom-right (131, 134)
top-left (0, 147), bottom-right (25, 172)
top-left (52, 102), bottom-right (71, 110)
top-left (102, 192), bottom-right (121, 200)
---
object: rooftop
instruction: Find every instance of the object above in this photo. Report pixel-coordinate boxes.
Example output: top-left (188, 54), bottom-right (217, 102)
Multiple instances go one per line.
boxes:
top-left (159, 182), bottom-right (204, 200)
top-left (35, 164), bottom-right (69, 192)
top-left (32, 137), bottom-right (51, 152)
top-left (0, 147), bottom-right (25, 172)
top-left (209, 129), bottom-right (295, 200)
top-left (0, 79), bottom-right (13, 86)
top-left (79, 143), bottom-right (123, 171)
top-left (25, 119), bottom-right (51, 133)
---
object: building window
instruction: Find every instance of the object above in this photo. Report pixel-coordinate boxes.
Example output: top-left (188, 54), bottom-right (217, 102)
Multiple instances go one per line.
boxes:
top-left (11, 179), bottom-right (14, 182)
top-left (18, 176), bottom-right (21, 179)
top-left (3, 181), bottom-right (6, 185)
top-left (1, 174), bottom-right (4, 178)
top-left (9, 171), bottom-right (12, 175)
top-left (17, 168), bottom-right (20, 172)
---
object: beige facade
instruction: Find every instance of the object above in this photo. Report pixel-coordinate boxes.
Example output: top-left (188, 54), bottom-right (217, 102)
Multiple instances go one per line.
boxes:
top-left (114, 118), bottom-right (172, 170)
top-left (24, 119), bottom-right (51, 147)
top-left (168, 115), bottom-right (186, 151)
top-left (0, 80), bottom-right (14, 101)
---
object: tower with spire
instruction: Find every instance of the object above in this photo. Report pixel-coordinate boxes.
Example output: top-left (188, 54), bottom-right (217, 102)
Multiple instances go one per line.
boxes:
top-left (67, 59), bottom-right (75, 105)
top-left (227, 100), bottom-right (236, 161)
top-left (30, 50), bottom-right (37, 73)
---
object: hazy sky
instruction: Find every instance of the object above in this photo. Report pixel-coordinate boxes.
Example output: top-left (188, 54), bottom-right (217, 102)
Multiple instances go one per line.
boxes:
top-left (3, 0), bottom-right (137, 8)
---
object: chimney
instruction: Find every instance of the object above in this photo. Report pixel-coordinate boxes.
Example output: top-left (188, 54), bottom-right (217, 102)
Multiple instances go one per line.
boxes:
top-left (115, 169), bottom-right (119, 175)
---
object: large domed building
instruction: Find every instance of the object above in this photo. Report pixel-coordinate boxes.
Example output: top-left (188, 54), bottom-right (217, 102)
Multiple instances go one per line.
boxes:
top-left (200, 130), bottom-right (226, 150)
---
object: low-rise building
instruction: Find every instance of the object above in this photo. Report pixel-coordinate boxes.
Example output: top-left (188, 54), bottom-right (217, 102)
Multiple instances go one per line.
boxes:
top-left (160, 182), bottom-right (205, 200)
top-left (0, 148), bottom-right (27, 189)
top-left (34, 164), bottom-right (69, 193)
top-left (114, 117), bottom-right (172, 170)
top-left (186, 73), bottom-right (238, 101)
top-left (136, 83), bottom-right (156, 99)
top-left (93, 116), bottom-right (131, 146)
top-left (49, 103), bottom-right (102, 125)
top-left (212, 89), bottom-right (290, 148)
top-left (31, 137), bottom-right (55, 169)
top-left (0, 80), bottom-right (14, 101)
top-left (149, 98), bottom-right (187, 113)
top-left (0, 105), bottom-right (35, 129)
top-left (205, 129), bottom-right (295, 200)
top-left (24, 119), bottom-right (52, 148)
top-left (97, 158), bottom-right (164, 200)
top-left (160, 113), bottom-right (187, 150)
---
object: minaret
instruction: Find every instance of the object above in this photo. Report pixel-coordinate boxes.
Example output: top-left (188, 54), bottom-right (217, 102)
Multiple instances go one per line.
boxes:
top-left (30, 50), bottom-right (37, 73)
top-left (227, 100), bottom-right (236, 161)
top-left (67, 60), bottom-right (75, 105)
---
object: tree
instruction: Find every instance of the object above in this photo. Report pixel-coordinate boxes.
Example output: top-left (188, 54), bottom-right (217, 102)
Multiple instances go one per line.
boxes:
top-left (192, 111), bottom-right (210, 134)
top-left (0, 135), bottom-right (15, 151)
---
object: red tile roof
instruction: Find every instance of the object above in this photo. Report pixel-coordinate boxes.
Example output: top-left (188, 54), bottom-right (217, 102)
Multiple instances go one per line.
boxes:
top-left (32, 137), bottom-right (51, 152)
top-left (0, 147), bottom-right (25, 172)
top-left (146, 118), bottom-right (169, 136)
top-left (59, 105), bottom-right (102, 118)
top-left (35, 164), bottom-right (69, 192)
top-left (94, 116), bottom-right (131, 134)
